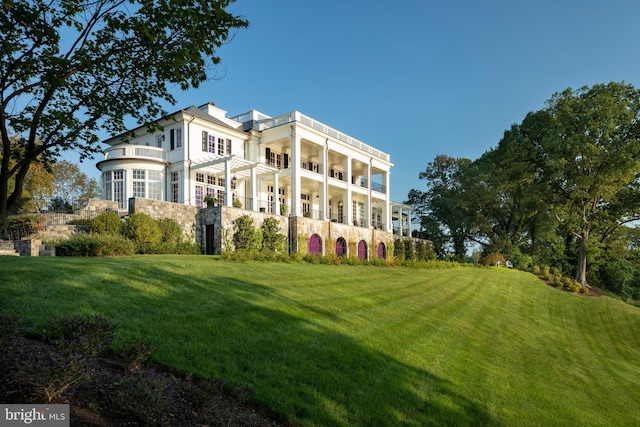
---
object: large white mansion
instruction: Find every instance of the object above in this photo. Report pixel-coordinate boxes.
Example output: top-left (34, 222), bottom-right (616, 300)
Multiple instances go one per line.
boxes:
top-left (97, 102), bottom-right (412, 256)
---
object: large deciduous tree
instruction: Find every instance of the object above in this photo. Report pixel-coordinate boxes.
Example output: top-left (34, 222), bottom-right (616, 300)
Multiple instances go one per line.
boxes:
top-left (535, 82), bottom-right (640, 286)
top-left (0, 0), bottom-right (248, 227)
top-left (407, 155), bottom-right (473, 260)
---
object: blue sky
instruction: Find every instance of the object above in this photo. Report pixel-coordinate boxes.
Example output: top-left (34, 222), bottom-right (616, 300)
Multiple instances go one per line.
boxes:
top-left (76, 0), bottom-right (640, 203)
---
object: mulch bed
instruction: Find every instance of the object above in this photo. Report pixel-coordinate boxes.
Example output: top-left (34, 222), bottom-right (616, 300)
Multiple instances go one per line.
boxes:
top-left (0, 335), bottom-right (283, 427)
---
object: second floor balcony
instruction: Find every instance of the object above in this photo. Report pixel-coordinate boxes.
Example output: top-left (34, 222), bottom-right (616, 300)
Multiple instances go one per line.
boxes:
top-left (104, 145), bottom-right (167, 162)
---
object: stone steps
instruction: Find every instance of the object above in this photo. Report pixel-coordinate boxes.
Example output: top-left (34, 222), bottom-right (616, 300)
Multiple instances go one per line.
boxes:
top-left (0, 240), bottom-right (19, 256)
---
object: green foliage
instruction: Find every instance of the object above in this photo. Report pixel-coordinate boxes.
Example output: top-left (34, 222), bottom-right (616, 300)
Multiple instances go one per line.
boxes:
top-left (91, 211), bottom-right (122, 235)
top-left (6, 214), bottom-right (43, 239)
top-left (0, 0), bottom-right (247, 228)
top-left (393, 239), bottom-right (405, 260)
top-left (599, 259), bottom-right (640, 300)
top-left (232, 214), bottom-right (261, 251)
top-left (261, 217), bottom-right (287, 253)
top-left (408, 82), bottom-right (640, 288)
top-left (123, 213), bottom-right (162, 253)
top-left (55, 233), bottom-right (135, 256)
top-left (404, 239), bottom-right (416, 261)
top-left (157, 218), bottom-right (182, 244)
top-left (482, 252), bottom-right (506, 266)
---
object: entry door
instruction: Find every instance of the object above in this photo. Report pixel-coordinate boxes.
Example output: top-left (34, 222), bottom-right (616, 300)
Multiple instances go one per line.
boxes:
top-left (206, 224), bottom-right (215, 255)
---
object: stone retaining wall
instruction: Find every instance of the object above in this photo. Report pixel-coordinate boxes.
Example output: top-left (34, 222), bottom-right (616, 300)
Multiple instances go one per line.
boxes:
top-left (128, 198), bottom-right (199, 242)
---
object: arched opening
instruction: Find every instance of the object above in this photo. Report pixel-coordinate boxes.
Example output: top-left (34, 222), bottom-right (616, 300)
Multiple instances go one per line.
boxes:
top-left (377, 242), bottom-right (386, 259)
top-left (358, 240), bottom-right (368, 260)
top-left (308, 234), bottom-right (322, 255)
top-left (335, 237), bottom-right (347, 257)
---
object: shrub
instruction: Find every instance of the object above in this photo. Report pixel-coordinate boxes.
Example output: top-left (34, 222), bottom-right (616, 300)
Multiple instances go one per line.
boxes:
top-left (56, 233), bottom-right (134, 256)
top-left (393, 240), bottom-right (405, 261)
top-left (157, 218), bottom-right (182, 245)
top-left (567, 282), bottom-right (582, 293)
top-left (561, 276), bottom-right (573, 288)
top-left (91, 211), bottom-right (122, 234)
top-left (123, 213), bottom-right (162, 253)
top-left (553, 277), bottom-right (563, 288)
top-left (483, 252), bottom-right (506, 266)
top-left (233, 215), bottom-right (261, 251)
top-left (261, 217), bottom-right (287, 253)
top-left (404, 239), bottom-right (416, 261)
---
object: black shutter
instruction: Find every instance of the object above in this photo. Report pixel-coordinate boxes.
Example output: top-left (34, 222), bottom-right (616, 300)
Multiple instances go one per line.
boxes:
top-left (170, 129), bottom-right (175, 150)
top-left (265, 147), bottom-right (271, 163)
top-left (284, 153), bottom-right (289, 169)
top-left (202, 131), bottom-right (208, 151)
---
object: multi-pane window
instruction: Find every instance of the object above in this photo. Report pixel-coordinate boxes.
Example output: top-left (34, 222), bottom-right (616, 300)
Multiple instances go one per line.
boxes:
top-left (301, 193), bottom-right (311, 214)
top-left (176, 128), bottom-right (182, 148)
top-left (270, 152), bottom-right (282, 168)
top-left (156, 135), bottom-right (163, 148)
top-left (132, 170), bottom-right (145, 198)
top-left (196, 173), bottom-right (205, 183)
top-left (148, 171), bottom-right (162, 200)
top-left (171, 171), bottom-right (179, 203)
top-left (103, 171), bottom-right (112, 201)
top-left (208, 135), bottom-right (216, 153)
top-left (195, 185), bottom-right (203, 207)
top-left (112, 170), bottom-right (125, 209)
top-left (217, 138), bottom-right (225, 155)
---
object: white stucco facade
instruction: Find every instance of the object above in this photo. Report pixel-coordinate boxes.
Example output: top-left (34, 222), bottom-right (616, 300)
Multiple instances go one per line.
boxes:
top-left (97, 102), bottom-right (410, 234)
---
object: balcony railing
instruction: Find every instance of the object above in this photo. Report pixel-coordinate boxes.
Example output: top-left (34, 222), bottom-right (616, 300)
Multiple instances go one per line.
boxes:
top-left (104, 145), bottom-right (167, 162)
top-left (252, 112), bottom-right (391, 162)
top-left (300, 158), bottom-right (323, 174)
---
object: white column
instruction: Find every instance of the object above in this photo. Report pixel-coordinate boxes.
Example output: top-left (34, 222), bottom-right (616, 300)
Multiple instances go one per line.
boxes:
top-left (224, 160), bottom-right (232, 207)
top-left (291, 127), bottom-right (301, 217)
top-left (385, 171), bottom-right (391, 232)
top-left (366, 160), bottom-right (372, 228)
top-left (250, 167), bottom-right (257, 211)
top-left (344, 156), bottom-right (352, 224)
top-left (320, 144), bottom-right (328, 220)
top-left (273, 172), bottom-right (280, 215)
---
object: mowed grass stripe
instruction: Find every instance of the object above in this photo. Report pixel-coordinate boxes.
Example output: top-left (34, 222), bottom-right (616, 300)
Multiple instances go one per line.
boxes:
top-left (1, 257), bottom-right (640, 426)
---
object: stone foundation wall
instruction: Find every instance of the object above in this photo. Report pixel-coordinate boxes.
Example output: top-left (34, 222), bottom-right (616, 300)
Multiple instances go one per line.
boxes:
top-left (197, 206), bottom-right (288, 255)
top-left (128, 198), bottom-right (199, 242)
top-left (14, 239), bottom-right (41, 256)
top-left (83, 199), bottom-right (119, 212)
top-left (290, 217), bottom-right (394, 259)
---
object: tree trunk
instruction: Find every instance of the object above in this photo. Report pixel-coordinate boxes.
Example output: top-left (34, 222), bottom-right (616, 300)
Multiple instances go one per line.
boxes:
top-left (575, 231), bottom-right (589, 287)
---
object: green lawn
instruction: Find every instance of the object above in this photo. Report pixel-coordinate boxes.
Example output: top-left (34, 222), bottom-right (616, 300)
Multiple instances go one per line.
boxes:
top-left (1, 256), bottom-right (639, 426)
